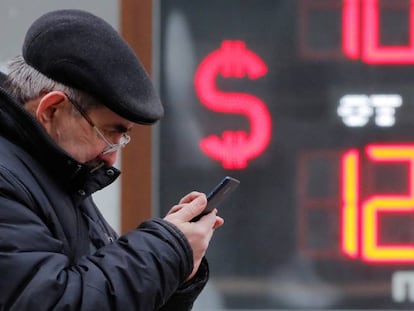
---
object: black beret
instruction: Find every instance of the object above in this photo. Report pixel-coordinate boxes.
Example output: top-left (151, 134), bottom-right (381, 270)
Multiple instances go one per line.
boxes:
top-left (22, 9), bottom-right (163, 124)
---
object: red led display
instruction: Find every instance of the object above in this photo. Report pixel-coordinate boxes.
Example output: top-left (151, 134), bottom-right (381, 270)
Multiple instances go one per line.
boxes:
top-left (158, 0), bottom-right (414, 309)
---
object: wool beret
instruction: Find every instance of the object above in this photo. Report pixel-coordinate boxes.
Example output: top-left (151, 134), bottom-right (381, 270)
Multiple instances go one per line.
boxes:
top-left (22, 9), bottom-right (163, 124)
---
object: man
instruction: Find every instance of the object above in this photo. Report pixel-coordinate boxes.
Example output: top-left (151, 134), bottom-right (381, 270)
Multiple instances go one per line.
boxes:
top-left (0, 9), bottom-right (223, 311)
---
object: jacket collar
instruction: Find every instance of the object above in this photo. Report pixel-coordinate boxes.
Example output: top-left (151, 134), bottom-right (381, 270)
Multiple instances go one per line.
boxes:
top-left (0, 87), bottom-right (120, 198)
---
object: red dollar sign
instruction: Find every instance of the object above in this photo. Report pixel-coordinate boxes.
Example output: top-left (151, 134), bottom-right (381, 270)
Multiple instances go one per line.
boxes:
top-left (194, 40), bottom-right (272, 169)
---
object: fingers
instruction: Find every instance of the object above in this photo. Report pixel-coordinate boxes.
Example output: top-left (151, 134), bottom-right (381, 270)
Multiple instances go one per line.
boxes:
top-left (213, 215), bottom-right (224, 229)
top-left (182, 194), bottom-right (207, 221)
top-left (166, 198), bottom-right (224, 229)
top-left (165, 205), bottom-right (182, 216)
top-left (195, 208), bottom-right (219, 228)
top-left (174, 192), bottom-right (207, 221)
top-left (165, 192), bottom-right (207, 221)
top-left (178, 191), bottom-right (204, 204)
top-left (162, 192), bottom-right (225, 281)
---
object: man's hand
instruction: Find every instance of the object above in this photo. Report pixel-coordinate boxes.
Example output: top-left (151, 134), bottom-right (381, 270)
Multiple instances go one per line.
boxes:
top-left (163, 192), bottom-right (224, 280)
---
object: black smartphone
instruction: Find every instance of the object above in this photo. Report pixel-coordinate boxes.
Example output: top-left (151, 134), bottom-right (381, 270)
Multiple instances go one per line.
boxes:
top-left (191, 176), bottom-right (240, 222)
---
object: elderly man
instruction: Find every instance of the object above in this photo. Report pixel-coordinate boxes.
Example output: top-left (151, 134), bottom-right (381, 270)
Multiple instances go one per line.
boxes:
top-left (0, 9), bottom-right (223, 311)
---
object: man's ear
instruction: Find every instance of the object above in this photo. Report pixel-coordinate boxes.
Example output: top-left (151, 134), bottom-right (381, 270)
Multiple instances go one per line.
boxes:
top-left (35, 91), bottom-right (67, 126)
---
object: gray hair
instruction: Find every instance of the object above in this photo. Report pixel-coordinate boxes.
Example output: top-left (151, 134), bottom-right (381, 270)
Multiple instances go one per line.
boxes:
top-left (5, 55), bottom-right (100, 111)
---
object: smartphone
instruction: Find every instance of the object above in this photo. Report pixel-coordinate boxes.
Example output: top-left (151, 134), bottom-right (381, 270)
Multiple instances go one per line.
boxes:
top-left (191, 176), bottom-right (240, 222)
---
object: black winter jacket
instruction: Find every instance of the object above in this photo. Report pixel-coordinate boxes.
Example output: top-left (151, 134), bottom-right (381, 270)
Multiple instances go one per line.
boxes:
top-left (0, 87), bottom-right (208, 310)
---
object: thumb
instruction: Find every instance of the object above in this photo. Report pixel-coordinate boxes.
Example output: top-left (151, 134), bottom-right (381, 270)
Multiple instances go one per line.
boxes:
top-left (179, 194), bottom-right (207, 221)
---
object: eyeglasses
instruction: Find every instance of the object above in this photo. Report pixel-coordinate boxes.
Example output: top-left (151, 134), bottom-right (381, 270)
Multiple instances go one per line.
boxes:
top-left (66, 95), bottom-right (131, 155)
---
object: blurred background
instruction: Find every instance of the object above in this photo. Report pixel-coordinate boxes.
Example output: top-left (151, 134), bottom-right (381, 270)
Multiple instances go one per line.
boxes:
top-left (3, 0), bottom-right (414, 310)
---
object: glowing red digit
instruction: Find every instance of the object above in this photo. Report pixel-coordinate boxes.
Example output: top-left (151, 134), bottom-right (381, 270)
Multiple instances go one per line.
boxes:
top-left (342, 0), bottom-right (414, 64)
top-left (362, 0), bottom-right (414, 64)
top-left (342, 0), bottom-right (361, 60)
